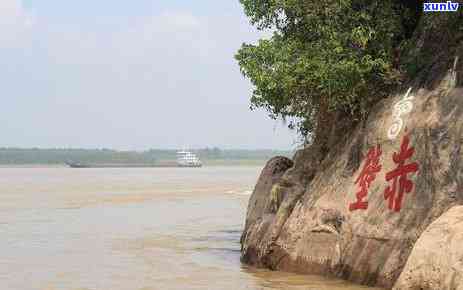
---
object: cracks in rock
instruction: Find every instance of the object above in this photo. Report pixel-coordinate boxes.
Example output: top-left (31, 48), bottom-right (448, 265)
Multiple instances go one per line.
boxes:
top-left (310, 224), bottom-right (339, 235)
top-left (274, 250), bottom-right (289, 270)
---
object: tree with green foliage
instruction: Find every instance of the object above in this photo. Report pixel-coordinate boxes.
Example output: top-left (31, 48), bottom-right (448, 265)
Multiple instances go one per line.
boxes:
top-left (236, 0), bottom-right (417, 144)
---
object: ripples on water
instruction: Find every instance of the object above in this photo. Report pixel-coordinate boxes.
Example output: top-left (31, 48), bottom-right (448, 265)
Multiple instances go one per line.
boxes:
top-left (0, 167), bottom-right (382, 290)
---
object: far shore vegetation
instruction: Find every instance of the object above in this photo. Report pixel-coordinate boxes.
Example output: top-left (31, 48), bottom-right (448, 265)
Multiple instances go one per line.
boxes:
top-left (0, 148), bottom-right (292, 167)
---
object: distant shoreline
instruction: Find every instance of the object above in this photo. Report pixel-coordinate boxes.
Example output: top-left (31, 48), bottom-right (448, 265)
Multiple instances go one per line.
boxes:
top-left (0, 164), bottom-right (67, 168)
top-left (0, 160), bottom-right (267, 168)
top-left (0, 148), bottom-right (291, 168)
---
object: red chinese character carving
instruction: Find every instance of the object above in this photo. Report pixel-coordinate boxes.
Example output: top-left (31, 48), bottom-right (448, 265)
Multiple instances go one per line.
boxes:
top-left (384, 135), bottom-right (419, 212)
top-left (349, 144), bottom-right (382, 211)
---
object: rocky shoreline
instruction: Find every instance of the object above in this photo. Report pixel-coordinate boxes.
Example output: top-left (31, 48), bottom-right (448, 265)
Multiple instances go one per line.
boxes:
top-left (240, 14), bottom-right (462, 289)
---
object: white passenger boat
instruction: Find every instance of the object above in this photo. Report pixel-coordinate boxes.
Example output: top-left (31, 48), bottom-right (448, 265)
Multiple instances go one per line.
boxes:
top-left (176, 149), bottom-right (202, 167)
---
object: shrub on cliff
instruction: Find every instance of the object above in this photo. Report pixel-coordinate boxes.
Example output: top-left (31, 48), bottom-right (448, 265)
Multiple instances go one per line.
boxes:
top-left (236, 0), bottom-right (420, 140)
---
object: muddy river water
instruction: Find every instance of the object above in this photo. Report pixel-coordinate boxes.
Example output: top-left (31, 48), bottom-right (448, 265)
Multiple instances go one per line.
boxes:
top-left (0, 167), bottom-right (381, 290)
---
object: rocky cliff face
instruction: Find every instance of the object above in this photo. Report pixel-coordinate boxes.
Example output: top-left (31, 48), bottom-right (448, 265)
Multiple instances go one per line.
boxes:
top-left (241, 14), bottom-right (463, 289)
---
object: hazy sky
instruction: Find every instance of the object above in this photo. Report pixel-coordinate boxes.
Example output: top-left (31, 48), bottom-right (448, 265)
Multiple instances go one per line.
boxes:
top-left (0, 0), bottom-right (296, 150)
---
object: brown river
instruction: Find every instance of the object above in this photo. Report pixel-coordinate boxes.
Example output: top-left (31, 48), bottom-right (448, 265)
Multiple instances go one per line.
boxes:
top-left (0, 167), bottom-right (382, 290)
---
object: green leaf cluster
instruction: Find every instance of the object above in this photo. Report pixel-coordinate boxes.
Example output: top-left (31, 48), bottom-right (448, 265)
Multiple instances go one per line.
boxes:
top-left (236, 0), bottom-right (409, 138)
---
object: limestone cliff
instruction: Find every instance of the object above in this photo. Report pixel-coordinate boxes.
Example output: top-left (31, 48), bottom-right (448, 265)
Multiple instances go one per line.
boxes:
top-left (241, 12), bottom-right (463, 289)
